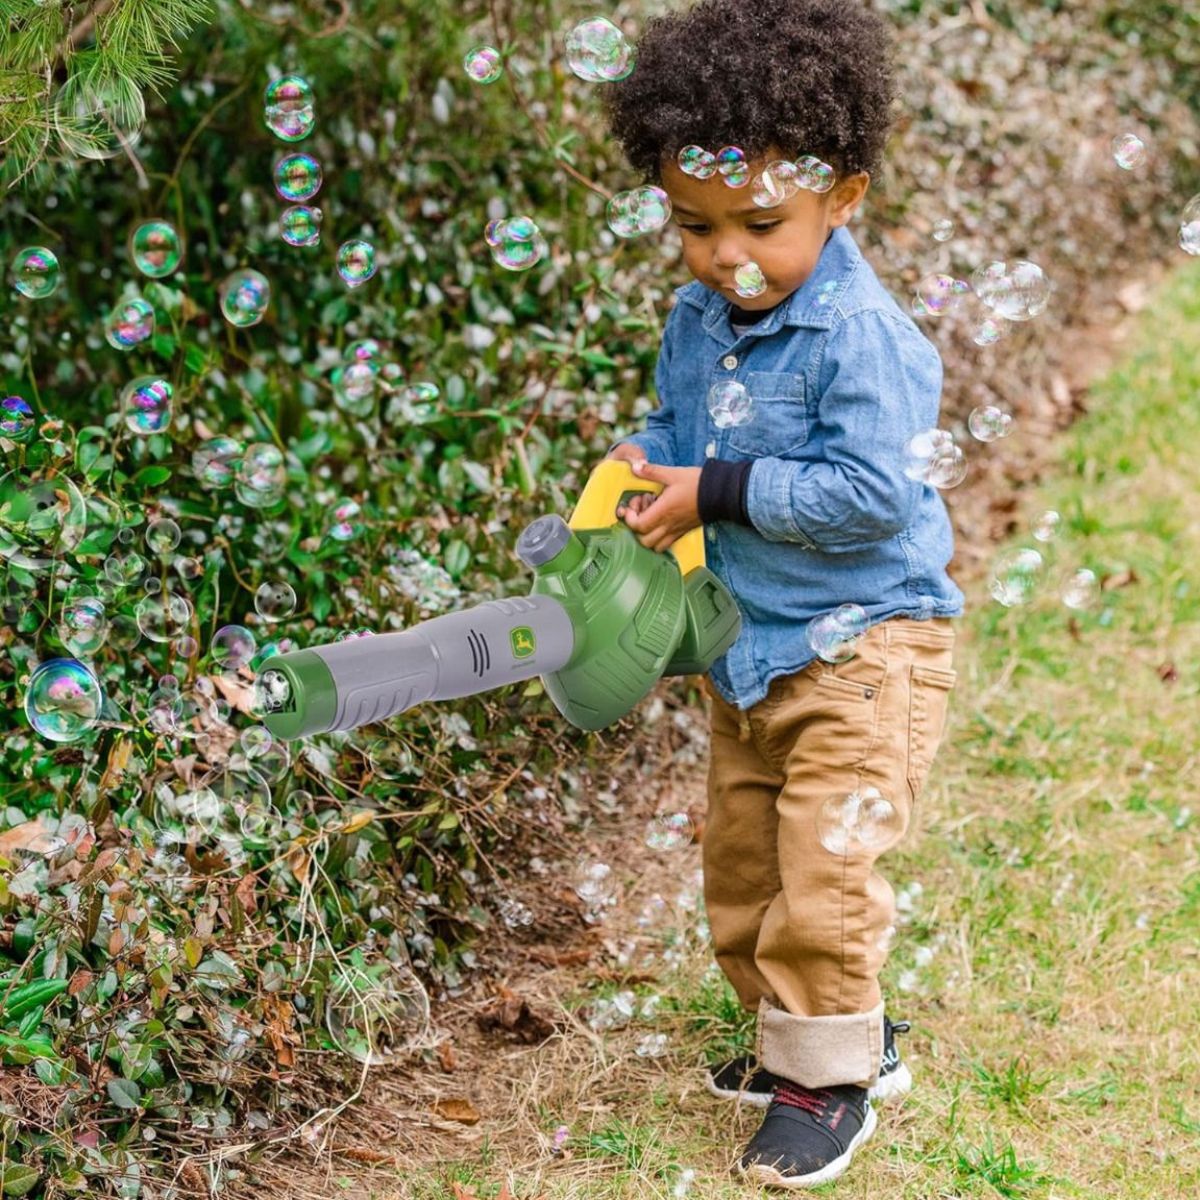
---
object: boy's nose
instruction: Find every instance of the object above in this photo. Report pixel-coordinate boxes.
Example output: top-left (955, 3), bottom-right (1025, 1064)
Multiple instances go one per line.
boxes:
top-left (712, 238), bottom-right (744, 270)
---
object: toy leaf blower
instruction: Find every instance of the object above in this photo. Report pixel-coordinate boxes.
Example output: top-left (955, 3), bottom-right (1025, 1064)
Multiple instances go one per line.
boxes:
top-left (254, 460), bottom-right (741, 740)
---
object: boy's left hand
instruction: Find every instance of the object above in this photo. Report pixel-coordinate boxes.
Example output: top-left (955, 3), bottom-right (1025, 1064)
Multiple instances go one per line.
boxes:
top-left (616, 460), bottom-right (702, 553)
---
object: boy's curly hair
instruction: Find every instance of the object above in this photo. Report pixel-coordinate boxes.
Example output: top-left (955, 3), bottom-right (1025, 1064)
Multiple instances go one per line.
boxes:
top-left (603, 0), bottom-right (897, 183)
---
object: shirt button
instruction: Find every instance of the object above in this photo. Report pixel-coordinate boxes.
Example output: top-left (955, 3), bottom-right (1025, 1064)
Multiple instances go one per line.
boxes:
top-left (705, 441), bottom-right (716, 458)
top-left (722, 354), bottom-right (738, 370)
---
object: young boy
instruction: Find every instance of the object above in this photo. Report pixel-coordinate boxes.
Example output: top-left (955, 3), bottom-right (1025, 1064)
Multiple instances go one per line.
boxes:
top-left (601, 0), bottom-right (964, 1188)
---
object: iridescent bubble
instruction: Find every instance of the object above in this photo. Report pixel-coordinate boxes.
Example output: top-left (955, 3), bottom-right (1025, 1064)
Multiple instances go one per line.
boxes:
top-left (733, 261), bottom-right (767, 299)
top-left (677, 145), bottom-right (717, 179)
top-left (1031, 509), bottom-right (1061, 542)
top-left (193, 436), bottom-right (244, 488)
top-left (54, 77), bottom-right (144, 160)
top-left (280, 205), bottom-right (322, 247)
top-left (926, 442), bottom-right (967, 489)
top-left (235, 443), bottom-right (286, 508)
top-left (967, 405), bottom-right (1013, 443)
top-left (11, 247), bottom-right (60, 299)
top-left (105, 550), bottom-right (145, 586)
top-left (903, 429), bottom-right (953, 481)
top-left (328, 498), bottom-right (364, 542)
top-left (273, 152), bottom-right (322, 202)
top-left (1111, 133), bottom-right (1146, 170)
top-left (817, 787), bottom-right (900, 855)
top-left (0, 397), bottom-right (36, 442)
top-left (707, 379), bottom-right (753, 429)
top-left (796, 156), bottom-right (835, 193)
top-left (464, 46), bottom-right (503, 83)
top-left (1060, 567), bottom-right (1099, 610)
top-left (973, 317), bottom-right (1007, 346)
top-left (716, 145), bottom-right (748, 188)
top-left (146, 517), bottom-right (181, 555)
top-left (332, 362), bottom-right (378, 416)
top-left (1180, 195), bottom-right (1200, 256)
top-left (989, 547), bottom-right (1044, 607)
top-left (58, 596), bottom-right (108, 657)
top-left (971, 260), bottom-right (1050, 322)
top-left (565, 17), bottom-right (635, 82)
top-left (0, 465), bottom-right (87, 570)
top-left (104, 297), bottom-right (155, 350)
top-left (135, 591), bottom-right (192, 643)
top-left (912, 273), bottom-right (969, 317)
top-left (211, 625), bottom-right (257, 671)
top-left (346, 338), bottom-right (384, 363)
top-left (324, 959), bottom-right (431, 1065)
top-left (25, 658), bottom-right (104, 743)
top-left (572, 860), bottom-right (618, 905)
top-left (806, 603), bottom-right (868, 665)
top-left (128, 220), bottom-right (184, 278)
top-left (752, 160), bottom-right (800, 208)
top-left (336, 240), bottom-right (377, 288)
top-left (264, 75), bottom-right (315, 142)
top-left (485, 217), bottom-right (547, 272)
top-left (644, 811), bottom-right (694, 851)
top-left (606, 185), bottom-right (672, 237)
top-left (219, 269), bottom-right (270, 328)
top-left (932, 218), bottom-right (955, 242)
top-left (121, 375), bottom-right (173, 436)
top-left (255, 580), bottom-right (296, 622)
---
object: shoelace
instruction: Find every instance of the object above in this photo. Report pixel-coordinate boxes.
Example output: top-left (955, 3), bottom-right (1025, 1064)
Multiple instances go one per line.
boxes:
top-left (773, 1083), bottom-right (832, 1117)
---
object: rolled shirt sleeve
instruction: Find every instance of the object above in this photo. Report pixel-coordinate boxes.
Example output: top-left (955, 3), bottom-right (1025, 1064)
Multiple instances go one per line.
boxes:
top-left (606, 307), bottom-right (681, 467)
top-left (745, 311), bottom-right (941, 552)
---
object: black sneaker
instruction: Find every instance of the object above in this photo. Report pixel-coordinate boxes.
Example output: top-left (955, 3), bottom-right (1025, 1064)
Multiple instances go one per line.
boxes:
top-left (736, 1082), bottom-right (876, 1188)
top-left (705, 1017), bottom-right (912, 1109)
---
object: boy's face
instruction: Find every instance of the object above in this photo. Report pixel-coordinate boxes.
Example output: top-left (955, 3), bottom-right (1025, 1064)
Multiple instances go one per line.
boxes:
top-left (659, 151), bottom-right (870, 311)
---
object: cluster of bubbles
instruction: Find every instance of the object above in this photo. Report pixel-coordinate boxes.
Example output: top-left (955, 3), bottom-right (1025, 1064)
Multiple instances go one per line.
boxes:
top-left (565, 17), bottom-right (635, 82)
top-left (806, 603), bottom-right (869, 664)
top-left (463, 46), bottom-right (504, 85)
top-left (988, 509), bottom-right (1099, 610)
top-left (192, 436), bottom-right (286, 508)
top-left (11, 247), bottom-right (60, 299)
top-left (967, 404), bottom-right (1014, 443)
top-left (606, 186), bottom-right (672, 238)
top-left (706, 379), bottom-right (753, 429)
top-left (750, 156), bottom-right (836, 205)
top-left (816, 786), bottom-right (902, 855)
top-left (485, 216), bottom-right (548, 272)
top-left (903, 428), bottom-right (969, 489)
top-left (912, 260), bottom-right (1051, 350)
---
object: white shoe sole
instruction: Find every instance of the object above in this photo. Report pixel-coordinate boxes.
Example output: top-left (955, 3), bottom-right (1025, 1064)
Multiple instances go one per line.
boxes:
top-left (708, 1062), bottom-right (912, 1108)
top-left (738, 1102), bottom-right (878, 1189)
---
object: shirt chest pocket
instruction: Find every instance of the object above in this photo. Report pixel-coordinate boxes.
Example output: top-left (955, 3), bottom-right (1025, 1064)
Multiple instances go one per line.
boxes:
top-left (727, 371), bottom-right (808, 458)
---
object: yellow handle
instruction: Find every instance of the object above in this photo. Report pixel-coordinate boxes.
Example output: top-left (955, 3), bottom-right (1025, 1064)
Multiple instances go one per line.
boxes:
top-left (567, 459), bottom-right (706, 577)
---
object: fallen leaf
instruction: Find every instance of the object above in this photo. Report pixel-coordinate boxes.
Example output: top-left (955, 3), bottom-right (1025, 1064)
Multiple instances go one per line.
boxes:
top-left (341, 811), bottom-right (376, 834)
top-left (286, 845), bottom-right (310, 885)
top-left (475, 985), bottom-right (558, 1044)
top-left (1101, 568), bottom-right (1138, 591)
top-left (431, 1097), bottom-right (481, 1125)
top-left (437, 1039), bottom-right (457, 1072)
top-left (234, 872), bottom-right (258, 915)
top-left (1157, 662), bottom-right (1179, 684)
top-left (335, 1147), bottom-right (397, 1165)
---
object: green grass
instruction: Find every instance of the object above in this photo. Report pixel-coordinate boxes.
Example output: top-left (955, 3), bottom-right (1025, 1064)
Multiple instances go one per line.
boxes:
top-left (387, 261), bottom-right (1200, 1199)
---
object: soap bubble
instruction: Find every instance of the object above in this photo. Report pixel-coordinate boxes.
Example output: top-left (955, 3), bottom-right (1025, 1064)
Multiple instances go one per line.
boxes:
top-left (104, 297), bottom-right (155, 349)
top-left (235, 443), bottom-right (286, 508)
top-left (0, 465), bottom-right (87, 570)
top-left (573, 860), bottom-right (618, 905)
top-left (328, 499), bottom-right (364, 542)
top-left (54, 76), bottom-right (144, 160)
top-left (0, 397), bottom-right (36, 442)
top-left (644, 812), bottom-right (694, 851)
top-left (135, 591), bottom-right (193, 643)
top-left (677, 144), bottom-right (716, 179)
top-left (58, 596), bottom-right (108, 657)
top-left (1031, 509), bottom-right (1061, 542)
top-left (967, 405), bottom-right (1013, 442)
top-left (796, 155), bottom-right (836, 193)
top-left (932, 217), bottom-right (955, 242)
top-left (716, 145), bottom-right (749, 188)
top-left (219, 269), bottom-right (271, 328)
top-left (25, 658), bottom-right (104, 743)
top-left (273, 152), bottom-right (322, 202)
top-left (336, 240), bottom-right (377, 288)
top-left (707, 379), bottom-right (753, 429)
top-left (264, 75), bottom-right (314, 141)
top-left (121, 375), bottom-right (173, 436)
top-left (346, 338), bottom-right (384, 363)
top-left (146, 518), bottom-right (181, 555)
top-left (904, 428), bottom-right (965, 486)
top-left (255, 580), bottom-right (297, 622)
top-left (485, 216), bottom-right (547, 271)
top-left (211, 625), bottom-right (257, 672)
top-left (926, 442), bottom-right (968, 488)
top-left (280, 205), bottom-right (322, 247)
top-left (973, 317), bottom-right (1007, 346)
top-left (733, 261), bottom-right (767, 299)
top-left (332, 362), bottom-right (378, 416)
top-left (1180, 195), bottom-right (1200, 256)
top-left (324, 960), bottom-right (431, 1065)
top-left (635, 1032), bottom-right (669, 1058)
top-left (193, 436), bottom-right (244, 488)
top-left (464, 46), bottom-right (503, 83)
top-left (806, 603), bottom-right (868, 664)
top-left (752, 160), bottom-right (800, 208)
top-left (971, 260), bottom-right (1051, 321)
top-left (912, 273), bottom-right (969, 317)
top-left (989, 547), bottom-right (1044, 607)
top-left (565, 17), bottom-right (635, 82)
top-left (1060, 567), bottom-right (1099, 610)
top-left (11, 247), bottom-right (60, 299)
top-left (818, 786), bottom-right (901, 855)
top-left (1111, 133), bottom-right (1146, 170)
top-left (606, 185), bottom-right (672, 237)
top-left (128, 220), bottom-right (184, 278)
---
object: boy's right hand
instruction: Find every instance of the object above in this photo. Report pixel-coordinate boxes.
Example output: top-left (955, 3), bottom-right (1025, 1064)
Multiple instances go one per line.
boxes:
top-left (607, 444), bottom-right (658, 523)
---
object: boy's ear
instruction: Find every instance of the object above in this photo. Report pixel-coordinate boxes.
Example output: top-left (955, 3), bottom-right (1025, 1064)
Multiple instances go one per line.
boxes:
top-left (827, 172), bottom-right (870, 228)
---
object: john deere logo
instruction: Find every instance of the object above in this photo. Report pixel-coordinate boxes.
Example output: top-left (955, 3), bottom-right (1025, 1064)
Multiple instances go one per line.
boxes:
top-left (510, 626), bottom-right (536, 659)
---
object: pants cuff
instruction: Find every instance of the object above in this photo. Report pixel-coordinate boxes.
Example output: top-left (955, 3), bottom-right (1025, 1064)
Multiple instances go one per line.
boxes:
top-left (756, 997), bottom-right (885, 1089)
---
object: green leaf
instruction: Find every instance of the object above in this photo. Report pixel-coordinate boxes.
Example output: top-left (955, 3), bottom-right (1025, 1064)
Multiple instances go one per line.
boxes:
top-left (131, 465), bottom-right (172, 488)
top-left (0, 1165), bottom-right (41, 1197)
top-left (106, 1077), bottom-right (142, 1110)
top-left (312, 592), bottom-right (332, 623)
top-left (444, 539), bottom-right (470, 577)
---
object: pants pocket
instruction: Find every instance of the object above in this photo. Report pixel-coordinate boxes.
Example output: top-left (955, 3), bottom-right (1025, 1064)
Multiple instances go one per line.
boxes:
top-left (906, 664), bottom-right (957, 801)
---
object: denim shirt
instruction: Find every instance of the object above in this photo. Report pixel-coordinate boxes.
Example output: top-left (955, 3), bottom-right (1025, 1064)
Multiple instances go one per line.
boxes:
top-left (609, 224), bottom-right (965, 711)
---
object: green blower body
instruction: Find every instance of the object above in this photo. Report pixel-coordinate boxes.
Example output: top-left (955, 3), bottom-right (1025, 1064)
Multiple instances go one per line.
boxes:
top-left (256, 515), bottom-right (741, 741)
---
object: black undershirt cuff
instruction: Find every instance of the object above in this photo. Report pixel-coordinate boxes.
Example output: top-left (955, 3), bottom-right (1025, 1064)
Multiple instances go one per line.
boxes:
top-left (698, 458), bottom-right (754, 527)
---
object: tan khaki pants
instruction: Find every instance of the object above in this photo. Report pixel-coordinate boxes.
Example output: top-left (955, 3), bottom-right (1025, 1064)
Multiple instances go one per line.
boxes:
top-left (702, 617), bottom-right (957, 1090)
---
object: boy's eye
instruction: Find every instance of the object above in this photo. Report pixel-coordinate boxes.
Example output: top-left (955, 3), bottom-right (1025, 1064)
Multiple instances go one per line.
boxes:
top-left (748, 222), bottom-right (782, 233)
top-left (676, 222), bottom-right (709, 234)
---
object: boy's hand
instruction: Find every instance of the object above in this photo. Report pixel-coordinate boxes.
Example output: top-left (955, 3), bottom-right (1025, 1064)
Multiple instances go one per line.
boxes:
top-left (615, 460), bottom-right (702, 553)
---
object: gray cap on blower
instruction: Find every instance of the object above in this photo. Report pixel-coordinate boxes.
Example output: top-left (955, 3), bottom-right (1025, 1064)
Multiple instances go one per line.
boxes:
top-left (516, 514), bottom-right (572, 567)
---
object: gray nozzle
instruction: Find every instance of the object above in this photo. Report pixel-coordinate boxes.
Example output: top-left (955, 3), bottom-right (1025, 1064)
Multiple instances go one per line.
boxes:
top-left (516, 514), bottom-right (572, 568)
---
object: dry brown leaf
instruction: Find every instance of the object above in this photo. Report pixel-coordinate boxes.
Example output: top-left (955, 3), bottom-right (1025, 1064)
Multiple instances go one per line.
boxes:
top-left (475, 985), bottom-right (557, 1044)
top-left (1101, 568), bottom-right (1139, 591)
top-left (1157, 662), bottom-right (1179, 684)
top-left (234, 872), bottom-right (258, 915)
top-left (0, 819), bottom-right (57, 857)
top-left (431, 1097), bottom-right (481, 1125)
top-left (210, 670), bottom-right (259, 717)
top-left (437, 1039), bottom-right (457, 1072)
top-left (341, 811), bottom-right (376, 834)
top-left (286, 846), bottom-right (310, 885)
